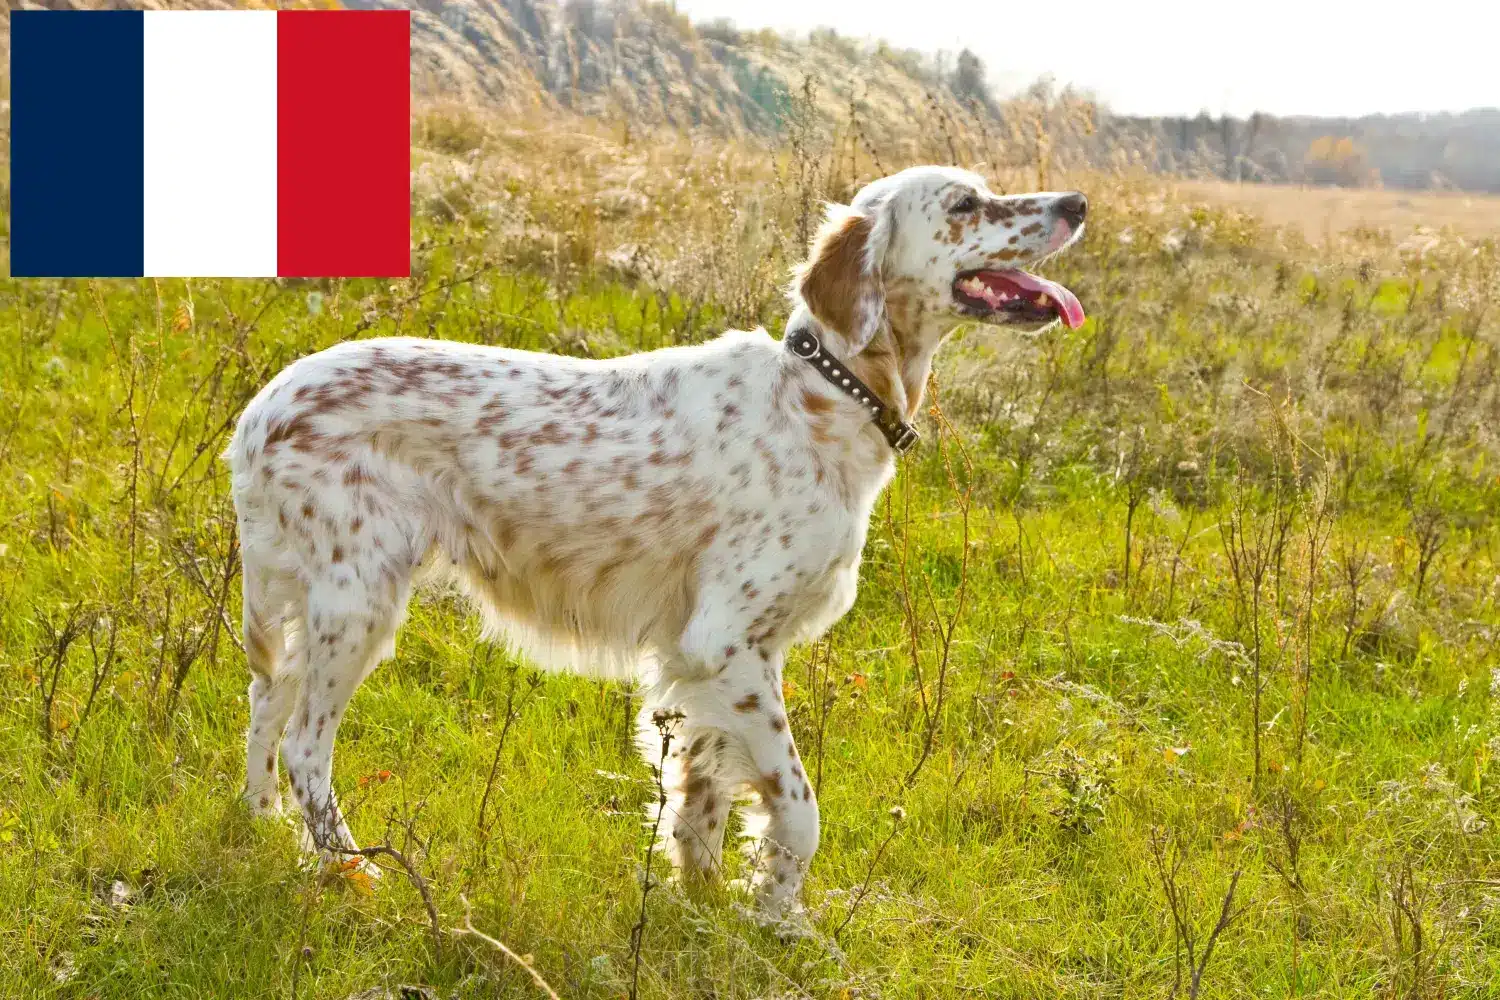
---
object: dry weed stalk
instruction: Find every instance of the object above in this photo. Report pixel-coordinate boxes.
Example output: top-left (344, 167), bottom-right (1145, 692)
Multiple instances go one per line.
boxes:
top-left (452, 894), bottom-right (562, 1000)
top-left (831, 805), bottom-right (905, 942)
top-left (477, 658), bottom-right (545, 841)
top-left (34, 603), bottom-right (94, 746)
top-left (323, 800), bottom-right (445, 958)
top-left (804, 633), bottom-right (839, 794)
top-left (1149, 827), bottom-right (1246, 999)
top-left (888, 383), bottom-right (975, 788)
top-left (629, 708), bottom-right (682, 1000)
top-left (1265, 789), bottom-right (1309, 991)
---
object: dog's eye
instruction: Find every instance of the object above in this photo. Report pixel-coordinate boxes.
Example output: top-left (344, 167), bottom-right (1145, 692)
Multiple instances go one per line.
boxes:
top-left (949, 194), bottom-right (979, 214)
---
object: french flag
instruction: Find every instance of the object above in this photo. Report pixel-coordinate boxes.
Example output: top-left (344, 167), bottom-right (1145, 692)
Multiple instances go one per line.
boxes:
top-left (10, 10), bottom-right (411, 279)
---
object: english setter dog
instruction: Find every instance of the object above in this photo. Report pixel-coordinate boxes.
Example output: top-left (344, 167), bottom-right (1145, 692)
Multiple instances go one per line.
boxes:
top-left (228, 165), bottom-right (1086, 911)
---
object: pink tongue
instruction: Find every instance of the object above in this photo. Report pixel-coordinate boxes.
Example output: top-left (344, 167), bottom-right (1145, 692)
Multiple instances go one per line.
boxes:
top-left (1006, 270), bottom-right (1086, 329)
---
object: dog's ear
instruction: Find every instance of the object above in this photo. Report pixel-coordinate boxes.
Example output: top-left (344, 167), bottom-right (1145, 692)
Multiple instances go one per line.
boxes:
top-left (796, 200), bottom-right (891, 353)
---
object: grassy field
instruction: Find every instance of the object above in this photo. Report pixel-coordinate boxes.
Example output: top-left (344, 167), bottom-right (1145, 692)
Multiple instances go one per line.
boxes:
top-left (3, 113), bottom-right (1499, 999)
top-left (1170, 179), bottom-right (1500, 244)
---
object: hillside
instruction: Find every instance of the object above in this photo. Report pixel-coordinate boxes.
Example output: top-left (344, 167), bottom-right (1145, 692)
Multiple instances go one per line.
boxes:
top-left (343, 0), bottom-right (1500, 193)
top-left (4, 0), bottom-right (1499, 194)
top-left (345, 0), bottom-right (1008, 146)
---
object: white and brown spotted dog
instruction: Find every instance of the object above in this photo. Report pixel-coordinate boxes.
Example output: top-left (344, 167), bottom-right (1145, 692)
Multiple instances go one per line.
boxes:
top-left (227, 166), bottom-right (1086, 911)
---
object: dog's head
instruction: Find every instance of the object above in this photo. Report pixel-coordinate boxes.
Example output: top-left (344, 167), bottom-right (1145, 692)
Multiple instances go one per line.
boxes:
top-left (795, 166), bottom-right (1087, 362)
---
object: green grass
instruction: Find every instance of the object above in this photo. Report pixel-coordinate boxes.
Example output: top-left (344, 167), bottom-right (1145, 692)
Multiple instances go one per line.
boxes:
top-left (2, 149), bottom-right (1498, 998)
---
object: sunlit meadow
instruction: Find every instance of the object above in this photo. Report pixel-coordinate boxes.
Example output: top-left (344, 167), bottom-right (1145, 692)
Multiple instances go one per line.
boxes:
top-left (3, 100), bottom-right (1498, 998)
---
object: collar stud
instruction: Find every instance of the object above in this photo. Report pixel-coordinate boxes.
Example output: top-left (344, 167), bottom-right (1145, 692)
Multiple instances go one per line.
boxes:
top-left (785, 328), bottom-right (920, 454)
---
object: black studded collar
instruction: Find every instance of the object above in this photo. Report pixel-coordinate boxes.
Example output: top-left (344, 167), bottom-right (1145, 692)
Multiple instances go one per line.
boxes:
top-left (786, 327), bottom-right (919, 454)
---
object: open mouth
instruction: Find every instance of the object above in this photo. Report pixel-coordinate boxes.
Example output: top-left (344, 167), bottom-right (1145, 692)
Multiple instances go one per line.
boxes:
top-left (953, 270), bottom-right (1086, 329)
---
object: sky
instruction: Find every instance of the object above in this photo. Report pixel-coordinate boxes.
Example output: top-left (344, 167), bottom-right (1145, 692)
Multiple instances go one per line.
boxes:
top-left (671, 0), bottom-right (1500, 118)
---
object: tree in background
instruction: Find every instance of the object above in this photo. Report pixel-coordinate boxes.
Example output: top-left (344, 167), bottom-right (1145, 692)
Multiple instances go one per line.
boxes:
top-left (1304, 136), bottom-right (1379, 188)
top-left (950, 48), bottom-right (996, 114)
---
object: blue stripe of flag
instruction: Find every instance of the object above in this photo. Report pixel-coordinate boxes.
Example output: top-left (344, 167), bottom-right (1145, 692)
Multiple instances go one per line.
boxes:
top-left (11, 11), bottom-right (145, 278)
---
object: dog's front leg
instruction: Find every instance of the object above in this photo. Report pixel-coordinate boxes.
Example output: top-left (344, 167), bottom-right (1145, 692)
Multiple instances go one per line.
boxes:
top-left (674, 643), bottom-right (819, 913)
top-left (729, 646), bottom-right (818, 912)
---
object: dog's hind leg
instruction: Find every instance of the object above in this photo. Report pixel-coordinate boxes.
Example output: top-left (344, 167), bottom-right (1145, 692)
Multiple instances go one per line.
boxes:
top-left (242, 566), bottom-right (302, 817)
top-left (282, 574), bottom-right (407, 861)
top-left (638, 696), bottom-right (734, 883)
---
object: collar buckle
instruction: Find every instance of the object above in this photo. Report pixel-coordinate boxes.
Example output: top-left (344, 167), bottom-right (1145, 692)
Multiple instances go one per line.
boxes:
top-left (790, 331), bottom-right (820, 359)
top-left (890, 425), bottom-right (921, 454)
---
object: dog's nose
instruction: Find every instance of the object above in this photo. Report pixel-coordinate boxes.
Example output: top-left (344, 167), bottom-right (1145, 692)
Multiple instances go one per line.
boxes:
top-left (1055, 192), bottom-right (1088, 227)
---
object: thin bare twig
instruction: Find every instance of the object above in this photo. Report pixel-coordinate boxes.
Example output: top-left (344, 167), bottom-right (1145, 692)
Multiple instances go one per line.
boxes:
top-left (832, 806), bottom-right (905, 942)
top-left (452, 894), bottom-right (562, 1000)
top-left (629, 709), bottom-right (681, 1000)
top-left (477, 660), bottom-right (544, 838)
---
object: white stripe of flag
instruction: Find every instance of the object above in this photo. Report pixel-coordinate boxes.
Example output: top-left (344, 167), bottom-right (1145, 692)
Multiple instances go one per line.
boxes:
top-left (143, 11), bottom-right (279, 277)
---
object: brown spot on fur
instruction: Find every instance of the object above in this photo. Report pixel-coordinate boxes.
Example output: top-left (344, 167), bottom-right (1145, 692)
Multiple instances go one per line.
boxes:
top-left (762, 769), bottom-right (785, 798)
top-left (266, 754), bottom-right (275, 772)
top-left (771, 716), bottom-right (786, 732)
top-left (246, 621), bottom-right (274, 671)
top-left (734, 693), bottom-right (761, 712)
top-left (984, 202), bottom-right (1017, 225)
top-left (683, 770), bottom-right (710, 806)
top-left (801, 389), bottom-right (834, 416)
top-left (264, 414), bottom-right (316, 451)
top-left (531, 421), bottom-right (571, 446)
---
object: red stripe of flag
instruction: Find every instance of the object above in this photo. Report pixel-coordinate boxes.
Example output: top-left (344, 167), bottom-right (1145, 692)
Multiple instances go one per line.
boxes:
top-left (277, 10), bottom-right (409, 278)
